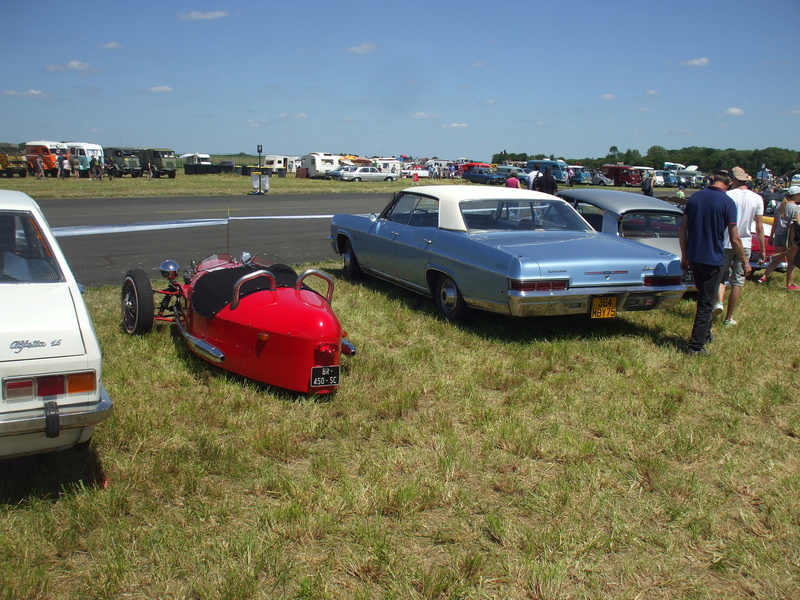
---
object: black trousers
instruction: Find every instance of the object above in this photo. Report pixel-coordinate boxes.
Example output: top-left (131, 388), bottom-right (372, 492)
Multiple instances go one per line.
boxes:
top-left (688, 262), bottom-right (723, 351)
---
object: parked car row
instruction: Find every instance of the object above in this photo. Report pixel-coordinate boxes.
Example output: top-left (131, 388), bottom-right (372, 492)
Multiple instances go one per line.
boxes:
top-left (329, 185), bottom-right (685, 322)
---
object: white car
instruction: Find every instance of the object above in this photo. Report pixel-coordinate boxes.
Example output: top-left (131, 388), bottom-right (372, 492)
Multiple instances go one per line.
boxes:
top-left (340, 166), bottom-right (396, 182)
top-left (0, 190), bottom-right (112, 459)
top-left (400, 166), bottom-right (430, 179)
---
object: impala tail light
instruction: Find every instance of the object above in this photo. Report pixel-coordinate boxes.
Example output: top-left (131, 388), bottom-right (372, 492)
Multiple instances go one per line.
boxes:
top-left (644, 275), bottom-right (683, 287)
top-left (3, 371), bottom-right (96, 401)
top-left (510, 279), bottom-right (569, 292)
top-left (314, 343), bottom-right (338, 366)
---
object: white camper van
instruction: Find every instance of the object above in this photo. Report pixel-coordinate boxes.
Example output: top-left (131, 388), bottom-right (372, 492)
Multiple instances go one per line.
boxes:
top-left (64, 142), bottom-right (104, 174)
top-left (374, 158), bottom-right (402, 177)
top-left (301, 152), bottom-right (340, 178)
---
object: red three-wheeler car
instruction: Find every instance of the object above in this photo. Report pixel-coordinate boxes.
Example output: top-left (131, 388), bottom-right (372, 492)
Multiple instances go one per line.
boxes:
top-left (121, 252), bottom-right (355, 394)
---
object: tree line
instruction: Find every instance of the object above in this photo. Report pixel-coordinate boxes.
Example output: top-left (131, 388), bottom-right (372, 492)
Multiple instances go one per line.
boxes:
top-left (492, 146), bottom-right (800, 179)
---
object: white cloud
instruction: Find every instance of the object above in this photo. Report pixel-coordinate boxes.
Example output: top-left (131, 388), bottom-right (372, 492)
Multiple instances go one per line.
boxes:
top-left (724, 107), bottom-right (745, 116)
top-left (681, 57), bottom-right (709, 67)
top-left (410, 112), bottom-right (437, 119)
top-left (278, 112), bottom-right (307, 120)
top-left (600, 93), bottom-right (616, 101)
top-left (484, 99), bottom-right (495, 105)
top-left (346, 42), bottom-right (377, 55)
top-left (442, 123), bottom-right (467, 128)
top-left (471, 61), bottom-right (485, 68)
top-left (641, 107), bottom-right (651, 112)
top-left (646, 89), bottom-right (658, 96)
top-left (781, 109), bottom-right (800, 115)
top-left (101, 41), bottom-right (121, 49)
top-left (178, 11), bottom-right (228, 20)
top-left (2, 89), bottom-right (47, 97)
top-left (47, 60), bottom-right (91, 72)
top-left (148, 86), bottom-right (173, 93)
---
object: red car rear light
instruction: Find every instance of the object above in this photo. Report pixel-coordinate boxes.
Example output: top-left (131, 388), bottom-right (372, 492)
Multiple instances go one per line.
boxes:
top-left (644, 275), bottom-right (683, 287)
top-left (2, 371), bottom-right (96, 401)
top-left (510, 279), bottom-right (569, 292)
top-left (37, 375), bottom-right (66, 397)
top-left (314, 343), bottom-right (338, 366)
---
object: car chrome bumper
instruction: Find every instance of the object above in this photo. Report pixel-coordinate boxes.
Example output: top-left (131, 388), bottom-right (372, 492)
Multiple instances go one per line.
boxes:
top-left (0, 384), bottom-right (113, 437)
top-left (507, 288), bottom-right (685, 317)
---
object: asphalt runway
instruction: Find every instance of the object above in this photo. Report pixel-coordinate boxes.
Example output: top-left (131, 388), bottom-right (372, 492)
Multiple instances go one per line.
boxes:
top-left (39, 193), bottom-right (392, 287)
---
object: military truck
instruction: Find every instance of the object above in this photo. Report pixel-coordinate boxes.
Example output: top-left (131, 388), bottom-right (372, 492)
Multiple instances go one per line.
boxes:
top-left (104, 147), bottom-right (142, 177)
top-left (0, 143), bottom-right (28, 177)
top-left (138, 148), bottom-right (178, 178)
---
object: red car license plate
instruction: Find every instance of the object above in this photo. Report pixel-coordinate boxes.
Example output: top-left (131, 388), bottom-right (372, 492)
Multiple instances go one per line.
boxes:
top-left (591, 296), bottom-right (617, 318)
top-left (311, 366), bottom-right (340, 387)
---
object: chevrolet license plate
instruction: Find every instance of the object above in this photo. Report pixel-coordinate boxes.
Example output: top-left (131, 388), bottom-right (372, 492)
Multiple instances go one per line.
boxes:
top-left (311, 366), bottom-right (340, 387)
top-left (591, 296), bottom-right (617, 318)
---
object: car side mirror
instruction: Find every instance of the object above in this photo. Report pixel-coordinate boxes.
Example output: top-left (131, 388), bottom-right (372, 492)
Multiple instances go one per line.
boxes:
top-left (369, 213), bottom-right (378, 222)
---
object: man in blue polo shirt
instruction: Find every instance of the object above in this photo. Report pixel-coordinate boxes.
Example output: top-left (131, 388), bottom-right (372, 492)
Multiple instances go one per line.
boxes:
top-left (679, 169), bottom-right (751, 355)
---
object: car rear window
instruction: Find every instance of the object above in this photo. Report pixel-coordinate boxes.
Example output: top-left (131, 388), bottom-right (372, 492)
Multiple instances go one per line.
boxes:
top-left (461, 199), bottom-right (592, 233)
top-left (0, 211), bottom-right (63, 283)
top-left (620, 212), bottom-right (682, 239)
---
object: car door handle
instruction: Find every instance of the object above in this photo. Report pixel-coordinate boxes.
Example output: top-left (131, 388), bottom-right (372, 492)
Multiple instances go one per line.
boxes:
top-left (392, 231), bottom-right (399, 237)
top-left (422, 238), bottom-right (432, 245)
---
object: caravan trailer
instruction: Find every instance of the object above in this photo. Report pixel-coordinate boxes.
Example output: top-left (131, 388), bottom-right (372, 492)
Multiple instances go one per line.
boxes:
top-left (262, 155), bottom-right (297, 174)
top-left (301, 152), bottom-right (340, 178)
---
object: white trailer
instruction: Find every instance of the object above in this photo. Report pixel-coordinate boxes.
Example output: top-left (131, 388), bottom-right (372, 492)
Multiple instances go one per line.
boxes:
top-left (262, 155), bottom-right (298, 173)
top-left (374, 157), bottom-right (402, 177)
top-left (301, 152), bottom-right (340, 178)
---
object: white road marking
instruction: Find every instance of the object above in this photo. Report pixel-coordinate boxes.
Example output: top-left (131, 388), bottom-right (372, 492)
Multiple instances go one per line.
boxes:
top-left (53, 215), bottom-right (334, 237)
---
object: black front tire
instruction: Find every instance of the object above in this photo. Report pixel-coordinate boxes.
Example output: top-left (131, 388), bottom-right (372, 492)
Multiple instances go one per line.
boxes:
top-left (341, 239), bottom-right (364, 279)
top-left (121, 269), bottom-right (155, 334)
top-left (435, 274), bottom-right (467, 321)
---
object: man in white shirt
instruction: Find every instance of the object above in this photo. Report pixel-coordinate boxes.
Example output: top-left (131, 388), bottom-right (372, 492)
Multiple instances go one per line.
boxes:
top-left (715, 166), bottom-right (765, 325)
top-left (527, 163), bottom-right (541, 190)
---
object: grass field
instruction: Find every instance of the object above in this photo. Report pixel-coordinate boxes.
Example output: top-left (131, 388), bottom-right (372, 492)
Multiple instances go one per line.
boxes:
top-left (1, 260), bottom-right (798, 598)
top-left (0, 169), bottom-right (689, 202)
top-left (0, 169), bottom-right (449, 200)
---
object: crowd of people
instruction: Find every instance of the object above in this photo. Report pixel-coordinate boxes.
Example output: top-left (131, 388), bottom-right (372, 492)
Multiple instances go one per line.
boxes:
top-left (679, 166), bottom-right (799, 355)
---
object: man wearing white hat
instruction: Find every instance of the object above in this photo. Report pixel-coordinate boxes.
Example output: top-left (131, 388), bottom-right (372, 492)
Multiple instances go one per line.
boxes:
top-left (714, 166), bottom-right (764, 325)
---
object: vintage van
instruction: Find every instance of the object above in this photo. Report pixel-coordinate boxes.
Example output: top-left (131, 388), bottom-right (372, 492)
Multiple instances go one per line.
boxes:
top-left (65, 142), bottom-right (104, 175)
top-left (600, 164), bottom-right (642, 187)
top-left (0, 143), bottom-right (28, 178)
top-left (525, 159), bottom-right (569, 183)
top-left (25, 141), bottom-right (68, 177)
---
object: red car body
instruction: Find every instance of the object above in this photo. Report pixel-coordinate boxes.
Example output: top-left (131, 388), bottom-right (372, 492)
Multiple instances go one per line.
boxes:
top-left (121, 253), bottom-right (354, 394)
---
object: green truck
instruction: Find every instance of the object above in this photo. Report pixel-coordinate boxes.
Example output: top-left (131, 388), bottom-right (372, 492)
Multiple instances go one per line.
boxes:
top-left (104, 147), bottom-right (143, 177)
top-left (0, 143), bottom-right (28, 178)
top-left (138, 148), bottom-right (178, 178)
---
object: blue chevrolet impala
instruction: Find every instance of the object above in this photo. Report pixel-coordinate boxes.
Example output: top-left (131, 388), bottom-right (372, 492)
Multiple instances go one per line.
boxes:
top-left (329, 185), bottom-right (685, 321)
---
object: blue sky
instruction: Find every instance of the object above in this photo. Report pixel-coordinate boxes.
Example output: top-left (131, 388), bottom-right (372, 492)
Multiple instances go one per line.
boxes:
top-left (2, 0), bottom-right (798, 162)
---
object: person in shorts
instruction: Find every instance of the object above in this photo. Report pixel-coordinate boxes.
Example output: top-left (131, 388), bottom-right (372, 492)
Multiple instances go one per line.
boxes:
top-left (758, 186), bottom-right (800, 289)
top-left (715, 167), bottom-right (764, 325)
